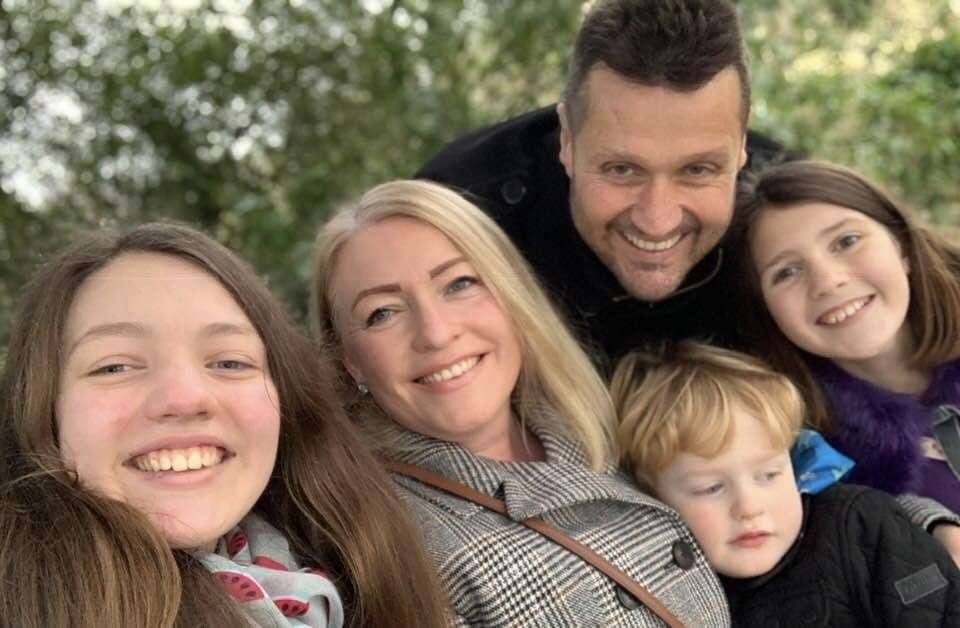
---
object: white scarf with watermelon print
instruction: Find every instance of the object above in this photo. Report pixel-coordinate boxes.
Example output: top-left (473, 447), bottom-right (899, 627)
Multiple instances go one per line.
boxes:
top-left (202, 513), bottom-right (344, 627)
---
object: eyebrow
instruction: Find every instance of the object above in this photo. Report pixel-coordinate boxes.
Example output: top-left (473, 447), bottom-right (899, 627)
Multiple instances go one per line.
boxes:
top-left (758, 217), bottom-right (861, 274)
top-left (350, 256), bottom-right (467, 311)
top-left (65, 321), bottom-right (148, 360)
top-left (65, 321), bottom-right (258, 360)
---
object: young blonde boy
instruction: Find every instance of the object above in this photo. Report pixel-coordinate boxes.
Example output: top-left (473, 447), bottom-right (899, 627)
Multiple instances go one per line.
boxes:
top-left (612, 343), bottom-right (959, 626)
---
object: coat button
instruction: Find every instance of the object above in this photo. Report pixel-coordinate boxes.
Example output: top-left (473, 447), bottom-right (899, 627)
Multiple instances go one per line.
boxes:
top-left (500, 179), bottom-right (526, 205)
top-left (672, 540), bottom-right (696, 570)
top-left (615, 585), bottom-right (642, 610)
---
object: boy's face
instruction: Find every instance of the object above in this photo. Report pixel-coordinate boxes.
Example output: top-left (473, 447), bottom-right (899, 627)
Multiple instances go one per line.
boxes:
top-left (654, 410), bottom-right (803, 578)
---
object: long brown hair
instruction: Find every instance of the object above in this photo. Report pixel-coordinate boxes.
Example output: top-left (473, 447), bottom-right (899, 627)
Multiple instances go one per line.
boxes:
top-left (734, 160), bottom-right (960, 432)
top-left (0, 222), bottom-right (449, 627)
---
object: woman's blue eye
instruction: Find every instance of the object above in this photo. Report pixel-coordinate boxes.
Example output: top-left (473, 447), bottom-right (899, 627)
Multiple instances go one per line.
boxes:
top-left (447, 276), bottom-right (479, 294)
top-left (365, 308), bottom-right (393, 327)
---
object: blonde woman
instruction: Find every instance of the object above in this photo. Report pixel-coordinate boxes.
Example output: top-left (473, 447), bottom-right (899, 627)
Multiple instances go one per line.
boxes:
top-left (313, 179), bottom-right (729, 626)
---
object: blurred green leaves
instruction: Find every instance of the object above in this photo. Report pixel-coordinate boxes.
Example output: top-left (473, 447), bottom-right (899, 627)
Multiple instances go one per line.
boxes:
top-left (0, 0), bottom-right (957, 354)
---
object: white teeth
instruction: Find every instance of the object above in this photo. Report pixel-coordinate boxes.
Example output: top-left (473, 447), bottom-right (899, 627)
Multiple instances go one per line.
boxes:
top-left (419, 356), bottom-right (480, 384)
top-left (622, 231), bottom-right (682, 252)
top-left (819, 296), bottom-right (871, 325)
top-left (132, 446), bottom-right (225, 473)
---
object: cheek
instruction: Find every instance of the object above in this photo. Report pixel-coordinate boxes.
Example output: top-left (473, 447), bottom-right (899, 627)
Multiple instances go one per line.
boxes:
top-left (670, 499), bottom-right (723, 547)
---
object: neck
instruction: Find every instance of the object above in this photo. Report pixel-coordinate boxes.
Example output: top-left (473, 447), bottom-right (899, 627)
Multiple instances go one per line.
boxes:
top-left (833, 329), bottom-right (931, 394)
top-left (469, 415), bottom-right (546, 462)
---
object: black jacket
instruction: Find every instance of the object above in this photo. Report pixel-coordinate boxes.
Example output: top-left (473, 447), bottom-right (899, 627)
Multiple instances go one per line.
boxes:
top-left (417, 106), bottom-right (788, 369)
top-left (722, 484), bottom-right (960, 627)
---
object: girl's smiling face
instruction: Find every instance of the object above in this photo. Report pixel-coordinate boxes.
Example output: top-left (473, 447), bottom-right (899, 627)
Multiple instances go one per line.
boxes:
top-left (750, 202), bottom-right (913, 373)
top-left (56, 252), bottom-right (280, 550)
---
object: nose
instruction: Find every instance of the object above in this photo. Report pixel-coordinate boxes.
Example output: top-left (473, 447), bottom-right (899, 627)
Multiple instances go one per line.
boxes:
top-left (144, 364), bottom-right (215, 422)
top-left (808, 258), bottom-right (848, 299)
top-left (731, 487), bottom-right (764, 521)
top-left (411, 298), bottom-right (459, 352)
top-left (629, 177), bottom-right (684, 238)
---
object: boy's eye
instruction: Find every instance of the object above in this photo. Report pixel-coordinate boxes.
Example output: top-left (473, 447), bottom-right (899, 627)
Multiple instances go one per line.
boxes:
top-left (761, 470), bottom-right (783, 482)
top-left (692, 483), bottom-right (723, 496)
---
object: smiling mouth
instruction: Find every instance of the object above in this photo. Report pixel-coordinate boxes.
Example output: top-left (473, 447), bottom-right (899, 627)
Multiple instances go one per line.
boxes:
top-left (621, 230), bottom-right (684, 252)
top-left (817, 295), bottom-right (873, 325)
top-left (417, 355), bottom-right (482, 385)
top-left (130, 446), bottom-right (228, 473)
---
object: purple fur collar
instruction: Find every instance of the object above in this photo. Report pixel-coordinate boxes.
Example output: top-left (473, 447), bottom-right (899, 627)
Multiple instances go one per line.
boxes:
top-left (813, 358), bottom-right (960, 495)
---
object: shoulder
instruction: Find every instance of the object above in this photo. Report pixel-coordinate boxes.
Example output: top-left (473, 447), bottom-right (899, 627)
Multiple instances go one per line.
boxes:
top-left (415, 107), bottom-right (565, 222)
top-left (417, 106), bottom-right (559, 185)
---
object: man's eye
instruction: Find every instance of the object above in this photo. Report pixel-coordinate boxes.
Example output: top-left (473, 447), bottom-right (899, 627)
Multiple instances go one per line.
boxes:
top-left (605, 163), bottom-right (636, 177)
top-left (684, 163), bottom-right (714, 176)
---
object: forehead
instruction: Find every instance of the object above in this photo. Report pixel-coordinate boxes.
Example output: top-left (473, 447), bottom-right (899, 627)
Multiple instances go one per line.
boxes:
top-left (578, 66), bottom-right (743, 152)
top-left (65, 252), bottom-right (250, 337)
top-left (663, 410), bottom-right (784, 477)
top-left (330, 217), bottom-right (464, 294)
top-left (751, 202), bottom-right (881, 256)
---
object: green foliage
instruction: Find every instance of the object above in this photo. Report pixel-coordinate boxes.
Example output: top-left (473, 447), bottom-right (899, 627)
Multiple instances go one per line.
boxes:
top-left (0, 0), bottom-right (957, 356)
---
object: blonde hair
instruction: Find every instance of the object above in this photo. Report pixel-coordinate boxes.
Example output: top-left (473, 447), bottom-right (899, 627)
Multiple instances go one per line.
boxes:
top-left (312, 179), bottom-right (615, 469)
top-left (611, 342), bottom-right (804, 491)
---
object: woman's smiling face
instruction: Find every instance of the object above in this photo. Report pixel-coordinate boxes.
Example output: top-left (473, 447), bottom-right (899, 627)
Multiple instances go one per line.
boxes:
top-left (329, 217), bottom-right (524, 457)
top-left (56, 252), bottom-right (280, 550)
top-left (751, 202), bottom-right (913, 371)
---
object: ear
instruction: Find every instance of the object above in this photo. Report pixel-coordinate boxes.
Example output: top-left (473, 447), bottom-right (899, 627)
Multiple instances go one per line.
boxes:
top-left (902, 254), bottom-right (911, 275)
top-left (342, 354), bottom-right (364, 385)
top-left (557, 102), bottom-right (574, 179)
top-left (738, 133), bottom-right (748, 170)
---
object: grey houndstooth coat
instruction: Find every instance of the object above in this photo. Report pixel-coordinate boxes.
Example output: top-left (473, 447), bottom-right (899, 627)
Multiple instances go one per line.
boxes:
top-left (389, 425), bottom-right (731, 627)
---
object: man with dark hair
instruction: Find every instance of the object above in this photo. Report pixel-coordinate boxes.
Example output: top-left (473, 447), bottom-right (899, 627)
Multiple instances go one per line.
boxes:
top-left (418, 0), bottom-right (786, 367)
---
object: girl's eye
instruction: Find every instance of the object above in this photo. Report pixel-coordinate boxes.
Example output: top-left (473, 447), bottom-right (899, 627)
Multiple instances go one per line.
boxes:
top-left (770, 265), bottom-right (799, 285)
top-left (835, 233), bottom-right (861, 251)
top-left (89, 363), bottom-right (131, 376)
top-left (365, 307), bottom-right (394, 328)
top-left (212, 359), bottom-right (251, 371)
top-left (447, 275), bottom-right (480, 294)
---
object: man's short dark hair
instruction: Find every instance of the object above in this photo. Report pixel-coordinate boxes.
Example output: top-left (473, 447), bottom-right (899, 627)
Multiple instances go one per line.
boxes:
top-left (562, 0), bottom-right (750, 131)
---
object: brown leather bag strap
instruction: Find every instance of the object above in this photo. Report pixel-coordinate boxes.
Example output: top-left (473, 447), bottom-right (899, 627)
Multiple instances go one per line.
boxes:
top-left (386, 460), bottom-right (685, 628)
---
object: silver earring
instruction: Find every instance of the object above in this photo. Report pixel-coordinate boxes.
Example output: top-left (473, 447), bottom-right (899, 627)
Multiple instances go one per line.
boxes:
top-left (357, 382), bottom-right (369, 395)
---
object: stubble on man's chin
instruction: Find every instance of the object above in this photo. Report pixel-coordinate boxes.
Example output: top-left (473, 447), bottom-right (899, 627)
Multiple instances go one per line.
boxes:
top-left (615, 264), bottom-right (687, 302)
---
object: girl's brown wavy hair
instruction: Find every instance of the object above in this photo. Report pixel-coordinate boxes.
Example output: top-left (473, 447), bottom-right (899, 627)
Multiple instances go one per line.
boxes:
top-left (0, 222), bottom-right (449, 627)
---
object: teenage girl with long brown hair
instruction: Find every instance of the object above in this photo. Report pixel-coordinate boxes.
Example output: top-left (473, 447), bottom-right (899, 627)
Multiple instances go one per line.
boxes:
top-left (0, 222), bottom-right (449, 627)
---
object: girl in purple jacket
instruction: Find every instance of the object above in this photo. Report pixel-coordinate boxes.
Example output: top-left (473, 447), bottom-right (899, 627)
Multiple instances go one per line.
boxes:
top-left (735, 159), bottom-right (960, 560)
